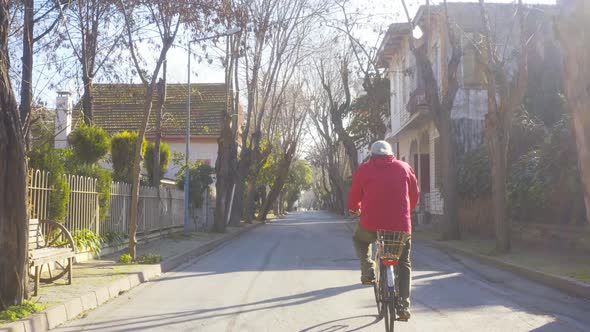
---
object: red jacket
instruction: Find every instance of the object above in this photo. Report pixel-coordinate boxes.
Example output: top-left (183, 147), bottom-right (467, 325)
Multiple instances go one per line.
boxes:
top-left (348, 156), bottom-right (420, 234)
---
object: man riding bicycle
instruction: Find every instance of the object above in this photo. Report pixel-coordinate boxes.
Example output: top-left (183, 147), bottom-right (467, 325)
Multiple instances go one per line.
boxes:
top-left (348, 140), bottom-right (420, 321)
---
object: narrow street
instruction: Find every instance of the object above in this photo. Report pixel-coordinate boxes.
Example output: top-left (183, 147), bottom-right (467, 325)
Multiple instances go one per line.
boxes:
top-left (54, 211), bottom-right (590, 332)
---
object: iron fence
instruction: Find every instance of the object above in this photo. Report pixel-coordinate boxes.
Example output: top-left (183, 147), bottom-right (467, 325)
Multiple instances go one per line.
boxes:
top-left (28, 169), bottom-right (191, 242)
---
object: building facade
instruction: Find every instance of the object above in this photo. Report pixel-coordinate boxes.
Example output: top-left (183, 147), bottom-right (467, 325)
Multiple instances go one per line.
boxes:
top-left (376, 3), bottom-right (545, 223)
top-left (65, 83), bottom-right (229, 180)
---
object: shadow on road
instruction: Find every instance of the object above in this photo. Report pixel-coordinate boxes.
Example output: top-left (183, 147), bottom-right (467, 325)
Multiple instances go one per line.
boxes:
top-left (298, 314), bottom-right (381, 332)
top-left (58, 284), bottom-right (365, 332)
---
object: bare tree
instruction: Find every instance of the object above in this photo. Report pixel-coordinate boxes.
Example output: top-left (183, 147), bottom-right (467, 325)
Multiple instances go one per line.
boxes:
top-left (257, 84), bottom-right (308, 220)
top-left (213, 25), bottom-right (242, 232)
top-left (0, 0), bottom-right (28, 310)
top-left (478, 0), bottom-right (529, 252)
top-left (317, 55), bottom-right (358, 172)
top-left (61, 0), bottom-right (124, 124)
top-left (19, 0), bottom-right (68, 145)
top-left (401, 0), bottom-right (462, 240)
top-left (555, 0), bottom-right (590, 226)
top-left (119, 0), bottom-right (185, 259)
top-left (308, 82), bottom-right (347, 214)
top-left (228, 0), bottom-right (321, 225)
top-left (327, 0), bottom-right (390, 144)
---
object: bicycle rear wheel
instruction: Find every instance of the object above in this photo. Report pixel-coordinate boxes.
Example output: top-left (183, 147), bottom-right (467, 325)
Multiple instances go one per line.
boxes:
top-left (381, 264), bottom-right (396, 332)
top-left (384, 297), bottom-right (395, 332)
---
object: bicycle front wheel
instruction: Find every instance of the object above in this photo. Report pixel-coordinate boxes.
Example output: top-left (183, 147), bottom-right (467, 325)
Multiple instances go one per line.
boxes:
top-left (373, 282), bottom-right (383, 317)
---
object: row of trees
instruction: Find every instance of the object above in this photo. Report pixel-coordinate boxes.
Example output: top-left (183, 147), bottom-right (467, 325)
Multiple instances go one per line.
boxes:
top-left (213, 0), bottom-right (328, 232)
top-left (307, 0), bottom-right (393, 213)
top-left (0, 0), bottom-right (320, 310)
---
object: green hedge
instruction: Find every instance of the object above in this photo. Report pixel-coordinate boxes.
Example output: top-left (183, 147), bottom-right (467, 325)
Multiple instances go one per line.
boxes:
top-left (508, 116), bottom-right (585, 224)
top-left (28, 147), bottom-right (70, 222)
top-left (66, 163), bottom-right (112, 221)
top-left (176, 161), bottom-right (214, 208)
top-left (144, 142), bottom-right (171, 185)
top-left (457, 146), bottom-right (491, 200)
top-left (68, 124), bottom-right (110, 164)
top-left (111, 132), bottom-right (146, 183)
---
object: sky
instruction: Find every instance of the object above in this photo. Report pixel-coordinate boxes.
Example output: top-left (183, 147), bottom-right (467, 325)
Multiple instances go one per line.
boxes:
top-left (34, 0), bottom-right (556, 108)
top-left (162, 0), bottom-right (556, 87)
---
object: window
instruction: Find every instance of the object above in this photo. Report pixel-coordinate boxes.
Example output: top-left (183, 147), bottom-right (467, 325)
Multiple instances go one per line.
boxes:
top-left (463, 33), bottom-right (487, 87)
top-left (434, 137), bottom-right (442, 190)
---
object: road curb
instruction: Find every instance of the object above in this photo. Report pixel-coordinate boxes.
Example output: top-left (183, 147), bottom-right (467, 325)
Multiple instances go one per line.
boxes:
top-left (420, 238), bottom-right (590, 301)
top-left (0, 223), bottom-right (263, 332)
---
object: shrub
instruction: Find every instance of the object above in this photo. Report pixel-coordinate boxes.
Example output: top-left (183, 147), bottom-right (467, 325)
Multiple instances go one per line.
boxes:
top-left (457, 146), bottom-right (491, 200)
top-left (73, 229), bottom-right (103, 257)
top-left (508, 116), bottom-right (585, 224)
top-left (111, 132), bottom-right (146, 183)
top-left (103, 231), bottom-right (126, 247)
top-left (508, 150), bottom-right (545, 222)
top-left (119, 254), bottom-right (133, 264)
top-left (0, 301), bottom-right (45, 322)
top-left (144, 142), bottom-right (171, 185)
top-left (28, 147), bottom-right (70, 222)
top-left (66, 163), bottom-right (112, 221)
top-left (69, 124), bottom-right (110, 164)
top-left (176, 161), bottom-right (214, 208)
top-left (137, 254), bottom-right (162, 264)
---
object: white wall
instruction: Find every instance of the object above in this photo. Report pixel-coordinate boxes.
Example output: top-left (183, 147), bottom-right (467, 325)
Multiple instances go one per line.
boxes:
top-left (394, 121), bottom-right (443, 216)
top-left (165, 141), bottom-right (218, 179)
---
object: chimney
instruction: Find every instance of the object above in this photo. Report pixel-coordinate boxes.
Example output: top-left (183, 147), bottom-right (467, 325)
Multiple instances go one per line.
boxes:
top-left (54, 91), bottom-right (72, 149)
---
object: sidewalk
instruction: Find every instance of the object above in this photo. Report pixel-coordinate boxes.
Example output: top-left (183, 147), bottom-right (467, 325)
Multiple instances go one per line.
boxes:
top-left (1, 222), bottom-right (262, 332)
top-left (414, 228), bottom-right (590, 300)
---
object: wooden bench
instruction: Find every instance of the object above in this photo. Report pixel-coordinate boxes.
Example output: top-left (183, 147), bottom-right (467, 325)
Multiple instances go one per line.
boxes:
top-left (29, 219), bottom-right (76, 296)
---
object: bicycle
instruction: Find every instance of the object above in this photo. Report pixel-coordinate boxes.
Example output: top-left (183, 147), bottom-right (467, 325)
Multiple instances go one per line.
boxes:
top-left (372, 231), bottom-right (411, 332)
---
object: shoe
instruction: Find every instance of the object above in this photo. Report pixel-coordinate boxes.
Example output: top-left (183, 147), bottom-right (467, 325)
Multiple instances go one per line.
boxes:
top-left (360, 269), bottom-right (375, 285)
top-left (396, 306), bottom-right (411, 321)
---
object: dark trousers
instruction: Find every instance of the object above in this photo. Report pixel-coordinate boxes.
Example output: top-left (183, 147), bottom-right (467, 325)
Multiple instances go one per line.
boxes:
top-left (352, 223), bottom-right (412, 307)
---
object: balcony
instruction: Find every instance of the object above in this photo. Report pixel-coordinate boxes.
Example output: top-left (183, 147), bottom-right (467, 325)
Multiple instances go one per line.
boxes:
top-left (406, 88), bottom-right (428, 115)
top-left (390, 88), bottom-right (432, 139)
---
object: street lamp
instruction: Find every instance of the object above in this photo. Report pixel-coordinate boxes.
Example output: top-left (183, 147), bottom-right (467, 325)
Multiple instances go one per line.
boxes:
top-left (184, 28), bottom-right (241, 233)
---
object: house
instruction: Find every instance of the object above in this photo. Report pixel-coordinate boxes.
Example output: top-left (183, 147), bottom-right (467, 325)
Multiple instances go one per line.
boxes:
top-left (57, 83), bottom-right (232, 180)
top-left (375, 3), bottom-right (556, 224)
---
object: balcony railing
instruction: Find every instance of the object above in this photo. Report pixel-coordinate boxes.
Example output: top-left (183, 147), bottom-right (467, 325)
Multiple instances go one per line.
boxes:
top-left (406, 88), bottom-right (428, 115)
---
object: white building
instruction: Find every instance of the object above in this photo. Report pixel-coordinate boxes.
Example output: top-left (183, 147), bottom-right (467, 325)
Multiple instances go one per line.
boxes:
top-left (67, 83), bottom-right (232, 180)
top-left (376, 3), bottom-right (545, 223)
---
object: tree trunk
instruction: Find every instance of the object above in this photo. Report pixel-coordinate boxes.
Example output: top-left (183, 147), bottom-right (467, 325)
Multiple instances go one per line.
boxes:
top-left (128, 90), bottom-right (155, 259)
top-left (327, 166), bottom-right (345, 214)
top-left (229, 149), bottom-right (251, 225)
top-left (479, 0), bottom-right (528, 252)
top-left (153, 63), bottom-right (166, 188)
top-left (243, 180), bottom-right (256, 223)
top-left (439, 119), bottom-right (460, 240)
top-left (19, 0), bottom-right (33, 144)
top-left (82, 75), bottom-right (94, 125)
top-left (487, 114), bottom-right (511, 253)
top-left (0, 0), bottom-right (28, 307)
top-left (258, 150), bottom-right (295, 221)
top-left (340, 133), bottom-right (359, 172)
top-left (213, 116), bottom-right (233, 232)
top-left (556, 0), bottom-right (590, 225)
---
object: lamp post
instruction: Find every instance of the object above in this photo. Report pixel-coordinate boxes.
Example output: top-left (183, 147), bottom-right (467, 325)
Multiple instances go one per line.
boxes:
top-left (184, 28), bottom-right (241, 233)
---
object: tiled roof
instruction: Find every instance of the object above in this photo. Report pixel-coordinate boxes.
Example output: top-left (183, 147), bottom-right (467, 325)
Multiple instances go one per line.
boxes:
top-left (73, 83), bottom-right (227, 138)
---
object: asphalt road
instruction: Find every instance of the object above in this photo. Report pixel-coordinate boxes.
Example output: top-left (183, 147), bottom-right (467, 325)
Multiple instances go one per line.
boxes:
top-left (54, 211), bottom-right (590, 332)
